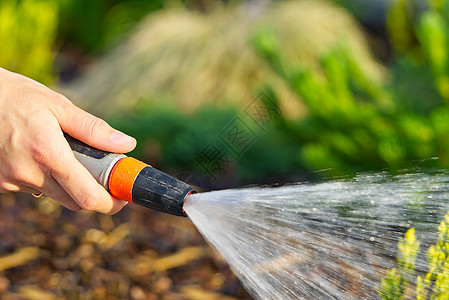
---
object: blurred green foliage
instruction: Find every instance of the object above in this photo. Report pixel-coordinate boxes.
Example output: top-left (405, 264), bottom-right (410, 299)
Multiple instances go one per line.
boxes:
top-left (7, 0), bottom-right (449, 182)
top-left (416, 213), bottom-right (449, 299)
top-left (379, 213), bottom-right (449, 299)
top-left (387, 0), bottom-right (415, 55)
top-left (0, 0), bottom-right (168, 84)
top-left (0, 0), bottom-right (58, 85)
top-left (103, 0), bottom-right (449, 183)
top-left (248, 0), bottom-right (449, 177)
top-left (254, 37), bottom-right (422, 175)
top-left (111, 103), bottom-right (303, 185)
top-left (379, 228), bottom-right (420, 300)
top-left (56, 0), bottom-right (167, 53)
top-left (50, 0), bottom-right (221, 54)
top-left (91, 0), bottom-right (385, 185)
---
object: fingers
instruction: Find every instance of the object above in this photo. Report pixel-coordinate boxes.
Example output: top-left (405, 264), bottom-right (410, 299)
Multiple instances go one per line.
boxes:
top-left (46, 95), bottom-right (134, 214)
top-left (52, 100), bottom-right (136, 154)
top-left (0, 175), bottom-right (80, 211)
top-left (49, 141), bottom-right (128, 214)
top-left (3, 125), bottom-right (128, 214)
top-left (29, 175), bottom-right (82, 211)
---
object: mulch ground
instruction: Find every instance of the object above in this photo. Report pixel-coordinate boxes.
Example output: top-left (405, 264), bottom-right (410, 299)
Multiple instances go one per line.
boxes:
top-left (0, 193), bottom-right (252, 299)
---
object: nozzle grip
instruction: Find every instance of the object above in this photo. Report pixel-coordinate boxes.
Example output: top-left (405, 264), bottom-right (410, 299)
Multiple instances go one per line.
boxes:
top-left (64, 133), bottom-right (126, 190)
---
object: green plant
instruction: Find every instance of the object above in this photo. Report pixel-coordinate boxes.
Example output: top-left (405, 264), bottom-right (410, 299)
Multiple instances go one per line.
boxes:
top-left (387, 0), bottom-right (415, 55)
top-left (78, 0), bottom-right (449, 183)
top-left (64, 0), bottom-right (390, 184)
top-left (56, 0), bottom-right (168, 53)
top-left (386, 0), bottom-right (449, 101)
top-left (379, 212), bottom-right (449, 299)
top-left (250, 0), bottom-right (449, 176)
top-left (378, 228), bottom-right (420, 300)
top-left (111, 103), bottom-right (303, 185)
top-left (254, 32), bottom-right (416, 175)
top-left (416, 213), bottom-right (449, 299)
top-left (69, 0), bottom-right (383, 118)
top-left (0, 0), bottom-right (59, 85)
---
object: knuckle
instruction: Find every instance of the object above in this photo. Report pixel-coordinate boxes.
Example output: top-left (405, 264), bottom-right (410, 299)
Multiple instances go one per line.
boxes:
top-left (52, 93), bottom-right (72, 106)
top-left (80, 192), bottom-right (101, 211)
top-left (30, 140), bottom-right (61, 168)
top-left (30, 143), bottom-right (51, 166)
top-left (50, 95), bottom-right (73, 120)
top-left (84, 117), bottom-right (109, 138)
top-left (30, 135), bottom-right (66, 170)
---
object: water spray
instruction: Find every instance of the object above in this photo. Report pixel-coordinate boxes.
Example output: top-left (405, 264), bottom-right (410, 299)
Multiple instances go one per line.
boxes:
top-left (183, 172), bottom-right (449, 299)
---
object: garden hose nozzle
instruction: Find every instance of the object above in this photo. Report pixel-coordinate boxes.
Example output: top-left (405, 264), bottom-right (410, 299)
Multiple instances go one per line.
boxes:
top-left (64, 133), bottom-right (195, 217)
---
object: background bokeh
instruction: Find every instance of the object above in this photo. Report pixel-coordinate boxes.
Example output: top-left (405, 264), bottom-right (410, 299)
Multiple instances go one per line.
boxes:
top-left (2, 0), bottom-right (449, 298)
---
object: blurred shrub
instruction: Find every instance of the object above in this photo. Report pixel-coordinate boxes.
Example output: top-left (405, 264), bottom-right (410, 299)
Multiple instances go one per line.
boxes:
top-left (65, 0), bottom-right (384, 184)
top-left (110, 103), bottom-right (304, 187)
top-left (56, 0), bottom-right (167, 53)
top-left (65, 0), bottom-right (449, 182)
top-left (0, 0), bottom-right (182, 84)
top-left (418, 9), bottom-right (449, 99)
top-left (255, 38), bottom-right (413, 175)
top-left (66, 0), bottom-right (383, 118)
top-left (56, 0), bottom-right (234, 54)
top-left (0, 0), bottom-right (58, 85)
top-left (249, 0), bottom-right (449, 176)
top-left (387, 0), bottom-right (449, 100)
top-left (387, 0), bottom-right (415, 55)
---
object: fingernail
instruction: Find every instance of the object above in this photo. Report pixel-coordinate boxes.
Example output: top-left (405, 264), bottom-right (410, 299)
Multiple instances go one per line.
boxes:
top-left (110, 131), bottom-right (136, 147)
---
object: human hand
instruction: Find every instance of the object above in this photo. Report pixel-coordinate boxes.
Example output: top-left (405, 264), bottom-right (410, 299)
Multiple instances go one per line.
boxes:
top-left (0, 68), bottom-right (136, 214)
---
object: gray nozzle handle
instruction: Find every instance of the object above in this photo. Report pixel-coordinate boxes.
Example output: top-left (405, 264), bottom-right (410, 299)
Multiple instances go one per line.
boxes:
top-left (64, 133), bottom-right (126, 190)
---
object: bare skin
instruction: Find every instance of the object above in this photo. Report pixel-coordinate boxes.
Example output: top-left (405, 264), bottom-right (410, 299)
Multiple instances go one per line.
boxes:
top-left (0, 67), bottom-right (136, 214)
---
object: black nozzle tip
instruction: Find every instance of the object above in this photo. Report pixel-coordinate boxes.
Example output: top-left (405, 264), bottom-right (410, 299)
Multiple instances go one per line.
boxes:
top-left (132, 166), bottom-right (195, 217)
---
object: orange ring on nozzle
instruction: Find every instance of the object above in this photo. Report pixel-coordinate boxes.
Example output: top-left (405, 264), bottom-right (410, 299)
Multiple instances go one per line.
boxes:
top-left (108, 157), bottom-right (148, 202)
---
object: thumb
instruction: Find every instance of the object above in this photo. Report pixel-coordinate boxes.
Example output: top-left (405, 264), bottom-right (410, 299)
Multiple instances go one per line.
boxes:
top-left (53, 100), bottom-right (136, 153)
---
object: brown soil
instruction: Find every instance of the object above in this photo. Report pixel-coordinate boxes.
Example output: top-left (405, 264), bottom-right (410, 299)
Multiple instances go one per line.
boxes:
top-left (0, 193), bottom-right (252, 299)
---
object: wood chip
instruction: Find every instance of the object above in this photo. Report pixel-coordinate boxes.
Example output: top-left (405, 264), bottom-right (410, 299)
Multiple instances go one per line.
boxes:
top-left (18, 285), bottom-right (56, 300)
top-left (154, 247), bottom-right (205, 271)
top-left (181, 285), bottom-right (238, 300)
top-left (0, 247), bottom-right (41, 272)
